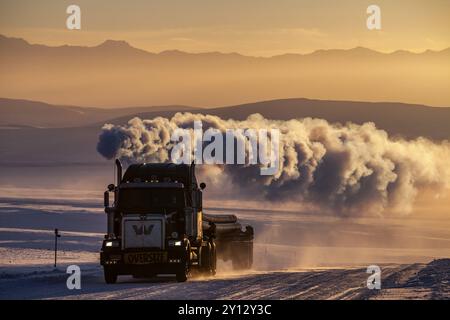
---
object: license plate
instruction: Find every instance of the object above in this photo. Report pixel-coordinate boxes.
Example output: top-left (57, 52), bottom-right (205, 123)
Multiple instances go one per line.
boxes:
top-left (124, 252), bottom-right (167, 264)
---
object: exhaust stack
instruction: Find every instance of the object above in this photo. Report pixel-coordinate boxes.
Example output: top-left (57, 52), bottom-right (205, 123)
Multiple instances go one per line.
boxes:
top-left (115, 159), bottom-right (122, 186)
top-left (106, 159), bottom-right (122, 239)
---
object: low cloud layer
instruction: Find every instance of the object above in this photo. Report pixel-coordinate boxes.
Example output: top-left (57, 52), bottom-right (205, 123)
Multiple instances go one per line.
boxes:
top-left (97, 113), bottom-right (450, 216)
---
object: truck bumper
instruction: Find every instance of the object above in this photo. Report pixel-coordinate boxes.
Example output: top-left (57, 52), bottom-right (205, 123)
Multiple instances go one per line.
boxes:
top-left (100, 248), bottom-right (185, 276)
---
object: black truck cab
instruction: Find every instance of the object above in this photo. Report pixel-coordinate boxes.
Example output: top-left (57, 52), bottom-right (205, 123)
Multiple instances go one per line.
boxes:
top-left (100, 160), bottom-right (252, 283)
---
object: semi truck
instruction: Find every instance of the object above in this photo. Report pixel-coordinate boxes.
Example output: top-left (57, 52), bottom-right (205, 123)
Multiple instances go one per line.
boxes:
top-left (100, 160), bottom-right (254, 283)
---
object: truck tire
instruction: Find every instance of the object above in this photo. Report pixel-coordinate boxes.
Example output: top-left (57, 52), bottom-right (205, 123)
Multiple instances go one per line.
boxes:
top-left (232, 241), bottom-right (253, 270)
top-left (176, 240), bottom-right (191, 282)
top-left (200, 241), bottom-right (217, 276)
top-left (210, 240), bottom-right (217, 276)
top-left (176, 268), bottom-right (188, 282)
top-left (104, 267), bottom-right (118, 284)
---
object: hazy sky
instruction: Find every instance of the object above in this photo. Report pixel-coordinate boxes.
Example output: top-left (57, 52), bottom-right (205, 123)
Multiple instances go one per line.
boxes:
top-left (0, 0), bottom-right (449, 56)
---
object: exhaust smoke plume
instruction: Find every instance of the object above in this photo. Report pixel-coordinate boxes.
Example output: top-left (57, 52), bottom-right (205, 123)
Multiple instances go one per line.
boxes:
top-left (97, 113), bottom-right (450, 216)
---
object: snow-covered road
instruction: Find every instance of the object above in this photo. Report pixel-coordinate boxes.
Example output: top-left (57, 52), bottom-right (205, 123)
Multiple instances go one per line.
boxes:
top-left (1, 260), bottom-right (449, 300)
top-left (1, 188), bottom-right (450, 300)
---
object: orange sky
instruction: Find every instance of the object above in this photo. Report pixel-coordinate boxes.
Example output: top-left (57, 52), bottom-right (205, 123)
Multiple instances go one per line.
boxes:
top-left (0, 0), bottom-right (449, 56)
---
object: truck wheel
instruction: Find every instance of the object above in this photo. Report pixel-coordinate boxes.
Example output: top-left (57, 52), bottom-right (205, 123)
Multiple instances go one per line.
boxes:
top-left (104, 267), bottom-right (118, 284)
top-left (200, 241), bottom-right (217, 276)
top-left (176, 259), bottom-right (191, 282)
top-left (176, 241), bottom-right (191, 282)
top-left (232, 241), bottom-right (253, 270)
top-left (176, 267), bottom-right (188, 282)
top-left (210, 241), bottom-right (217, 276)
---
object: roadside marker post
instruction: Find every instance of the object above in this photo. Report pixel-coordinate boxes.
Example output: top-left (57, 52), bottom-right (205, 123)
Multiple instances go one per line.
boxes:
top-left (54, 228), bottom-right (61, 268)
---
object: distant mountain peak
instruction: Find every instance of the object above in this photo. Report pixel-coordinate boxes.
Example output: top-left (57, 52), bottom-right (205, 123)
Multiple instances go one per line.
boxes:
top-left (306, 46), bottom-right (381, 57)
top-left (158, 49), bottom-right (187, 56)
top-left (97, 39), bottom-right (133, 49)
top-left (92, 39), bottom-right (152, 56)
top-left (0, 34), bottom-right (30, 47)
top-left (349, 46), bottom-right (379, 53)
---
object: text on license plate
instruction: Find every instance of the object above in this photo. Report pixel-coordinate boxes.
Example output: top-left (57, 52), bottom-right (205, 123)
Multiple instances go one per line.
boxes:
top-left (124, 252), bottom-right (167, 264)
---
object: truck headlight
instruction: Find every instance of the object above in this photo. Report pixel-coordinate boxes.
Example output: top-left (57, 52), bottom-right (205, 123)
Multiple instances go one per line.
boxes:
top-left (105, 240), bottom-right (119, 248)
top-left (171, 232), bottom-right (178, 239)
top-left (168, 240), bottom-right (182, 247)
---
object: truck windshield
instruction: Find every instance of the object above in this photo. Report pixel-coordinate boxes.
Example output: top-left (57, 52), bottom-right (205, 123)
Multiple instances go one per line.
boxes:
top-left (118, 188), bottom-right (185, 211)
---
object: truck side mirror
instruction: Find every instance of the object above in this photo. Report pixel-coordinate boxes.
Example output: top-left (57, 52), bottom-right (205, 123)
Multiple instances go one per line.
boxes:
top-left (107, 184), bottom-right (115, 192)
top-left (200, 182), bottom-right (206, 190)
top-left (184, 208), bottom-right (194, 237)
top-left (104, 191), bottom-right (110, 208)
top-left (197, 191), bottom-right (202, 209)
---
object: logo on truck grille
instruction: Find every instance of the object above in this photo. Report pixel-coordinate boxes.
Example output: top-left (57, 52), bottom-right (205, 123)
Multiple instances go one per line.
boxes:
top-left (132, 224), bottom-right (154, 235)
top-left (123, 218), bottom-right (163, 249)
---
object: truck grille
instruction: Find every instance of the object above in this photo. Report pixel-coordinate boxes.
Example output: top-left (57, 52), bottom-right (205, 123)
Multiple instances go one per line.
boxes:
top-left (122, 216), bottom-right (165, 249)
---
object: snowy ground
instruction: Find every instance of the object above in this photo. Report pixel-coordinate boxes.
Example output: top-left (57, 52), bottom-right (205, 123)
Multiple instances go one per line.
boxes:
top-left (1, 259), bottom-right (449, 300)
top-left (1, 186), bottom-right (450, 300)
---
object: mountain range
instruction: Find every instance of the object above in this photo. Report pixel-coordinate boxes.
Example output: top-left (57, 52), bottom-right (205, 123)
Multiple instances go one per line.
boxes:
top-left (2, 97), bottom-right (449, 139)
top-left (1, 34), bottom-right (449, 107)
top-left (0, 98), bottom-right (193, 128)
top-left (0, 97), bottom-right (449, 166)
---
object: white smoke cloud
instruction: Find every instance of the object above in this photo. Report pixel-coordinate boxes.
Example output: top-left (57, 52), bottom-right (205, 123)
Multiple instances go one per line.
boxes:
top-left (97, 113), bottom-right (450, 216)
